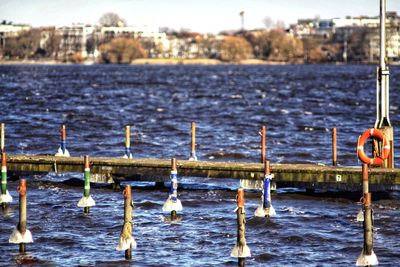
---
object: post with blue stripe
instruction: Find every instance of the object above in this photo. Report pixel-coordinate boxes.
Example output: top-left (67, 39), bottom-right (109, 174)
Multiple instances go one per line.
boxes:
top-left (77, 156), bottom-right (96, 214)
top-left (123, 125), bottom-right (133, 159)
top-left (1, 152), bottom-right (13, 209)
top-left (162, 158), bottom-right (183, 220)
top-left (254, 160), bottom-right (276, 217)
top-left (55, 125), bottom-right (70, 157)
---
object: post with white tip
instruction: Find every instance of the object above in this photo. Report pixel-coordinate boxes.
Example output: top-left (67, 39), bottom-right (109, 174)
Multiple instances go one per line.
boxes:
top-left (116, 185), bottom-right (136, 260)
top-left (356, 164), bottom-right (378, 266)
top-left (189, 122), bottom-right (197, 161)
top-left (55, 125), bottom-right (70, 157)
top-left (231, 188), bottom-right (250, 266)
top-left (1, 152), bottom-right (13, 209)
top-left (255, 160), bottom-right (276, 217)
top-left (9, 179), bottom-right (33, 252)
top-left (77, 156), bottom-right (95, 214)
top-left (123, 126), bottom-right (133, 159)
top-left (162, 158), bottom-right (182, 220)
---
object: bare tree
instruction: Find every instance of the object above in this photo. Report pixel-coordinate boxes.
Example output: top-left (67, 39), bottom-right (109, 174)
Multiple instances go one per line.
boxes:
top-left (263, 17), bottom-right (274, 30)
top-left (99, 12), bottom-right (127, 27)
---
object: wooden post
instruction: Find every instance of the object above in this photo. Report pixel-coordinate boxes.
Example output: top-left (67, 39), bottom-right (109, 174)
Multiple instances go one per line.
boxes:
top-left (1, 123), bottom-right (4, 152)
top-left (261, 126), bottom-right (266, 164)
top-left (332, 128), bottom-right (337, 166)
top-left (189, 122), bottom-right (197, 161)
top-left (19, 179), bottom-right (27, 253)
top-left (124, 185), bottom-right (132, 260)
top-left (124, 125), bottom-right (132, 159)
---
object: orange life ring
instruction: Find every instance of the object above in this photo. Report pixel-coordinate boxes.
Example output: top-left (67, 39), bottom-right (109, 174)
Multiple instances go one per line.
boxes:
top-left (357, 128), bottom-right (390, 165)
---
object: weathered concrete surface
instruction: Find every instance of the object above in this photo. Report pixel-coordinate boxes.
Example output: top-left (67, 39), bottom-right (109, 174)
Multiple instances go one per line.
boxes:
top-left (5, 155), bottom-right (400, 189)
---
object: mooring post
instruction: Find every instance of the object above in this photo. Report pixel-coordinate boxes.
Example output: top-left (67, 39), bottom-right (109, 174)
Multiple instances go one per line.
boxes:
top-left (123, 125), bottom-right (133, 159)
top-left (162, 158), bottom-right (183, 220)
top-left (77, 155), bottom-right (96, 213)
top-left (55, 125), bottom-right (70, 157)
top-left (189, 122), bottom-right (197, 161)
top-left (332, 128), bottom-right (337, 166)
top-left (116, 185), bottom-right (136, 260)
top-left (1, 123), bottom-right (4, 153)
top-left (1, 152), bottom-right (13, 209)
top-left (254, 160), bottom-right (276, 217)
top-left (261, 126), bottom-right (266, 164)
top-left (231, 188), bottom-right (251, 265)
top-left (356, 164), bottom-right (378, 266)
top-left (9, 179), bottom-right (33, 252)
top-left (357, 164), bottom-right (369, 222)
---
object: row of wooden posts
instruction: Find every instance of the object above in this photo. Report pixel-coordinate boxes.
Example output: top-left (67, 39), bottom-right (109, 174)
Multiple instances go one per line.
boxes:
top-left (0, 122), bottom-right (339, 166)
top-left (0, 122), bottom-right (377, 266)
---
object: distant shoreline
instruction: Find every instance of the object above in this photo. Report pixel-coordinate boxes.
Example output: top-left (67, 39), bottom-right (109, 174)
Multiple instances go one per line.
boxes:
top-left (0, 58), bottom-right (398, 66)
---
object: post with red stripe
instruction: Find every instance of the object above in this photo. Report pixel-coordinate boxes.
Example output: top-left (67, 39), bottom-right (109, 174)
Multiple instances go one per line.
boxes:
top-left (9, 179), bottom-right (33, 252)
top-left (1, 152), bottom-right (13, 208)
top-left (55, 125), bottom-right (70, 157)
top-left (77, 156), bottom-right (96, 214)
top-left (231, 188), bottom-right (250, 266)
top-left (162, 158), bottom-right (182, 220)
top-left (116, 185), bottom-right (136, 260)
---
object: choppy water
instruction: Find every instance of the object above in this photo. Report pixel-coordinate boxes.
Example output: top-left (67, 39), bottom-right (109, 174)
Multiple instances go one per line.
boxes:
top-left (0, 64), bottom-right (399, 266)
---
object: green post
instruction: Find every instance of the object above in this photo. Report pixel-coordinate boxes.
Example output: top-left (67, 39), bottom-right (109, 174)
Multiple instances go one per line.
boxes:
top-left (1, 152), bottom-right (7, 209)
top-left (84, 155), bottom-right (90, 213)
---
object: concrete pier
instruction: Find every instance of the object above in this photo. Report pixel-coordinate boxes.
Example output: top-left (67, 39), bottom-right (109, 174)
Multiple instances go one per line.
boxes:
top-left (4, 155), bottom-right (400, 190)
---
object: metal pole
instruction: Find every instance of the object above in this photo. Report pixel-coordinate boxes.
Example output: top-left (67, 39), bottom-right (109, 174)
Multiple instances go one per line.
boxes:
top-left (375, 0), bottom-right (394, 168)
top-left (189, 122), bottom-right (197, 161)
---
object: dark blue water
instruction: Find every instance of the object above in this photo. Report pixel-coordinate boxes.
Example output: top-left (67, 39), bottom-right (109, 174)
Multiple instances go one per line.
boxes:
top-left (0, 64), bottom-right (399, 266)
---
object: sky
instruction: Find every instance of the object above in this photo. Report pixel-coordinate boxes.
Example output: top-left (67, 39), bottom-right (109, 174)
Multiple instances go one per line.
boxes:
top-left (0, 0), bottom-right (399, 33)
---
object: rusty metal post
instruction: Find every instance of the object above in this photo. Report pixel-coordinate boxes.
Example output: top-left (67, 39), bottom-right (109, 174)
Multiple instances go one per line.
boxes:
top-left (332, 128), bottom-right (337, 166)
top-left (356, 164), bottom-right (378, 266)
top-left (116, 185), bottom-right (136, 259)
top-left (231, 188), bottom-right (251, 265)
top-left (261, 126), bottom-right (266, 164)
top-left (124, 186), bottom-right (133, 260)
